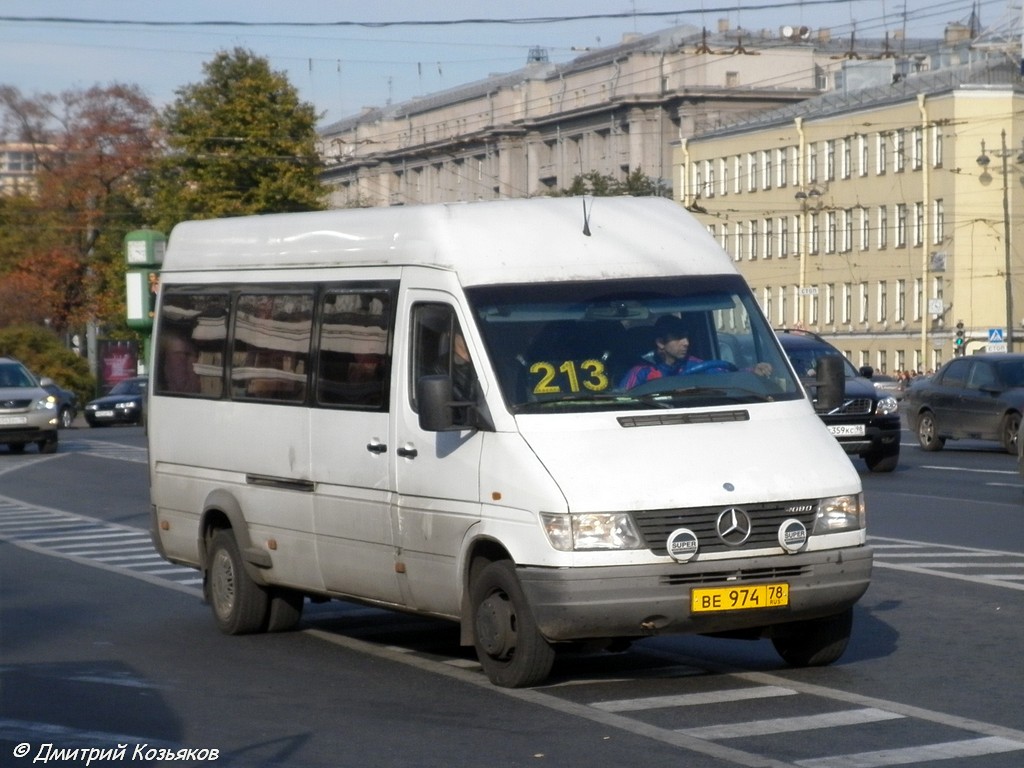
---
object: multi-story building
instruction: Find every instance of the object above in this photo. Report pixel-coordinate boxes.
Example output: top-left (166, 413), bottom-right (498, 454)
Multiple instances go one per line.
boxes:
top-left (676, 59), bottom-right (1024, 372)
top-left (318, 22), bottom-right (961, 208)
top-left (0, 142), bottom-right (41, 195)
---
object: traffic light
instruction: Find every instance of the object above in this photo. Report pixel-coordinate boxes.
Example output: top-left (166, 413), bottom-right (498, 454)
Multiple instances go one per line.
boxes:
top-left (955, 321), bottom-right (965, 355)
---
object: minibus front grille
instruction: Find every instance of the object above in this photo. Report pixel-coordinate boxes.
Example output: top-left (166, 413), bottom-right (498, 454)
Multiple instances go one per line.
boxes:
top-left (660, 564), bottom-right (810, 586)
top-left (634, 500), bottom-right (819, 556)
top-left (618, 409), bottom-right (749, 428)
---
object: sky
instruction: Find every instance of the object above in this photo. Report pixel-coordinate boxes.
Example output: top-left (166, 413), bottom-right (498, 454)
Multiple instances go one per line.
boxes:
top-left (0, 0), bottom-right (1016, 128)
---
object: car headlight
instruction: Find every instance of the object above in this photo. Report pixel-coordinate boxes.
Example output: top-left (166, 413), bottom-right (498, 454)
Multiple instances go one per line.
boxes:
top-left (811, 493), bottom-right (865, 534)
top-left (875, 395), bottom-right (899, 416)
top-left (540, 512), bottom-right (644, 551)
top-left (34, 395), bottom-right (57, 412)
top-left (116, 401), bottom-right (139, 410)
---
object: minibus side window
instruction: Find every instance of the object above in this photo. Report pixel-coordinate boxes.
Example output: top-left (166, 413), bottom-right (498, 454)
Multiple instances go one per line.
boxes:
top-left (410, 303), bottom-right (478, 425)
top-left (156, 289), bottom-right (228, 398)
top-left (232, 292), bottom-right (314, 402)
top-left (316, 289), bottom-right (392, 410)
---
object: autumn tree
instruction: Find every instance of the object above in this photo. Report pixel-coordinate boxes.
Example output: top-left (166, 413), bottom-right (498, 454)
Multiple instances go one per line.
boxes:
top-left (0, 83), bottom-right (159, 331)
top-left (560, 167), bottom-right (670, 197)
top-left (149, 48), bottom-right (328, 228)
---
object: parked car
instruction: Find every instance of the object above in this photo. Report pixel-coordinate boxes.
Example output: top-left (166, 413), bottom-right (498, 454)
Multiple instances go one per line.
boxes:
top-left (84, 375), bottom-right (148, 427)
top-left (40, 377), bottom-right (78, 429)
top-left (0, 357), bottom-right (59, 453)
top-left (776, 329), bottom-right (901, 472)
top-left (904, 353), bottom-right (1024, 454)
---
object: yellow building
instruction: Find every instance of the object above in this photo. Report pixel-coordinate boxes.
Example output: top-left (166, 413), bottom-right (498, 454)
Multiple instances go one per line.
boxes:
top-left (676, 60), bottom-right (1023, 374)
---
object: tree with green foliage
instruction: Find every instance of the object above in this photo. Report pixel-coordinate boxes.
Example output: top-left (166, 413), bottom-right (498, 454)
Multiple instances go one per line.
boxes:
top-left (149, 48), bottom-right (328, 229)
top-left (0, 324), bottom-right (94, 403)
top-left (559, 167), bottom-right (670, 198)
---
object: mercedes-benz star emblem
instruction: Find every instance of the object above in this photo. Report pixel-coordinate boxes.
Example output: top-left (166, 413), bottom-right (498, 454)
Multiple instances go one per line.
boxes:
top-left (716, 507), bottom-right (752, 546)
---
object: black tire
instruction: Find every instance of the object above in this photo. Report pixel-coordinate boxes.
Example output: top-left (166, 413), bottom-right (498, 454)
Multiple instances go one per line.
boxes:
top-left (8, 443), bottom-right (26, 454)
top-left (470, 560), bottom-right (555, 688)
top-left (206, 529), bottom-right (269, 635)
top-left (771, 607), bottom-right (853, 667)
top-left (916, 411), bottom-right (944, 451)
top-left (37, 434), bottom-right (58, 454)
top-left (1000, 412), bottom-right (1021, 455)
top-left (59, 407), bottom-right (74, 429)
top-left (864, 447), bottom-right (898, 473)
top-left (266, 588), bottom-right (304, 632)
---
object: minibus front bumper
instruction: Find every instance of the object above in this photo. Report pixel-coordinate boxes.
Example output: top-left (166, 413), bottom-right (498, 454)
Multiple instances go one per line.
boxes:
top-left (516, 545), bottom-right (872, 642)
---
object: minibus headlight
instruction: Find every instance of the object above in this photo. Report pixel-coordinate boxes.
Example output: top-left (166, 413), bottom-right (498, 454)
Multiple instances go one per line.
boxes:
top-left (540, 512), bottom-right (643, 551)
top-left (811, 494), bottom-right (865, 534)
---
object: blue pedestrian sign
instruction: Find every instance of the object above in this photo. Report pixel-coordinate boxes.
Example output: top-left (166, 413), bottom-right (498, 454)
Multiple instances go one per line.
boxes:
top-left (988, 328), bottom-right (1004, 343)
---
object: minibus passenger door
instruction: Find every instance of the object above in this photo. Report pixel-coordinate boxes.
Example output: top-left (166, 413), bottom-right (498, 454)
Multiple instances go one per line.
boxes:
top-left (310, 286), bottom-right (403, 604)
top-left (392, 297), bottom-right (485, 615)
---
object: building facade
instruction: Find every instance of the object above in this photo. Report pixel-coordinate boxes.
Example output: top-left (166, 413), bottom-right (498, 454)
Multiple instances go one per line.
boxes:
top-left (317, 23), bottom-right (952, 208)
top-left (676, 60), bottom-right (1024, 373)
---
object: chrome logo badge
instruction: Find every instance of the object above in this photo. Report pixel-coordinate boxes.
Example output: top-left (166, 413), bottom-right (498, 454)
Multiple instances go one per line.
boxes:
top-left (778, 518), bottom-right (807, 553)
top-left (716, 507), bottom-right (752, 546)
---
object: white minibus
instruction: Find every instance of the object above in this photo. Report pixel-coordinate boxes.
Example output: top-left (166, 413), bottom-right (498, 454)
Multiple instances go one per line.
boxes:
top-left (148, 196), bottom-right (871, 687)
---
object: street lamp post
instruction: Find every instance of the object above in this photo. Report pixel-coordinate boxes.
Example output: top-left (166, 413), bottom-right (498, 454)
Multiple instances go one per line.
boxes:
top-left (976, 129), bottom-right (1023, 352)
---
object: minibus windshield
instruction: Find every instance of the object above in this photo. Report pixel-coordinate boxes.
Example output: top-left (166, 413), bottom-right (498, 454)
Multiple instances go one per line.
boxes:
top-left (467, 275), bottom-right (803, 413)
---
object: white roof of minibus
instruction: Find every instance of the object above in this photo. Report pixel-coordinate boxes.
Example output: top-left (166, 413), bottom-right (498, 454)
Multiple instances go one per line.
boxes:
top-left (161, 196), bottom-right (736, 286)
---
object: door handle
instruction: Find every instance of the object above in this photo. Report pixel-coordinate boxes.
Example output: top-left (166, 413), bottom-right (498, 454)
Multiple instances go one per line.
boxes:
top-left (366, 441), bottom-right (387, 454)
top-left (396, 445), bottom-right (418, 459)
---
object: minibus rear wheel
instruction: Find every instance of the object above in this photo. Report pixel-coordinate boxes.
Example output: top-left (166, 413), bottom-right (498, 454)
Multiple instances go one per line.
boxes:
top-left (770, 607), bottom-right (853, 667)
top-left (207, 529), bottom-right (269, 635)
top-left (470, 560), bottom-right (555, 688)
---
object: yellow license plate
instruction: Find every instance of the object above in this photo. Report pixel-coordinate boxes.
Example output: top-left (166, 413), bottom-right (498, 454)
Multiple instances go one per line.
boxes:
top-left (691, 583), bottom-right (789, 613)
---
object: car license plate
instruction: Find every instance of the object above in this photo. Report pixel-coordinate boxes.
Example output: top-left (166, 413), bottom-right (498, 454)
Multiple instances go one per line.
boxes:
top-left (691, 583), bottom-right (789, 613)
top-left (0, 415), bottom-right (27, 425)
top-left (828, 424), bottom-right (865, 437)
top-left (96, 410), bottom-right (116, 418)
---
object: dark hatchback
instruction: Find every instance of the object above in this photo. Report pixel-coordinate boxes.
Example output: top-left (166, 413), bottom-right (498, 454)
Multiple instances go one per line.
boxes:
top-left (84, 375), bottom-right (148, 427)
top-left (904, 353), bottom-right (1024, 454)
top-left (777, 330), bottom-right (901, 472)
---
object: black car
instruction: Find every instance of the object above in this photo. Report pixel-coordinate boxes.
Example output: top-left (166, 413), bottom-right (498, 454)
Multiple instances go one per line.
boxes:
top-left (40, 377), bottom-right (78, 429)
top-left (904, 353), bottom-right (1024, 454)
top-left (84, 375), bottom-right (148, 427)
top-left (776, 329), bottom-right (901, 472)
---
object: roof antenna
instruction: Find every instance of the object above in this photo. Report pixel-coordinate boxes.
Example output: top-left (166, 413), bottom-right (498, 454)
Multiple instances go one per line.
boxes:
top-left (582, 197), bottom-right (592, 236)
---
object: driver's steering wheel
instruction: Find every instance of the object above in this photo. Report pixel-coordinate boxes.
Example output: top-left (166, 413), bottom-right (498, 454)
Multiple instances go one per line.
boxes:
top-left (685, 359), bottom-right (738, 374)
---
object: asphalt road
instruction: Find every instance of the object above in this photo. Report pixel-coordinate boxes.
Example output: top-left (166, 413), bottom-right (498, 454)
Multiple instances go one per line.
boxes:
top-left (1, 423), bottom-right (1023, 768)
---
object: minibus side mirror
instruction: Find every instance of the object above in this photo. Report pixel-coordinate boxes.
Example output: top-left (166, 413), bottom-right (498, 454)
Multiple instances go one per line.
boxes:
top-left (816, 356), bottom-right (846, 412)
top-left (416, 375), bottom-right (492, 432)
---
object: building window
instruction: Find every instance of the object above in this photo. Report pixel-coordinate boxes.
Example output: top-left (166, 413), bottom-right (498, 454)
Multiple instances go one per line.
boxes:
top-left (807, 143), bottom-right (818, 183)
top-left (747, 153), bottom-right (757, 192)
top-left (859, 282), bottom-right (869, 324)
top-left (763, 286), bottom-right (773, 319)
top-left (859, 207), bottom-right (870, 251)
top-left (912, 127), bottom-right (923, 170)
top-left (734, 222), bottom-right (744, 261)
top-left (719, 158), bottom-right (729, 196)
top-left (877, 281), bottom-right (888, 323)
top-left (914, 278), bottom-right (924, 321)
top-left (779, 217), bottom-right (789, 258)
top-left (842, 209), bottom-right (853, 253)
top-left (793, 215), bottom-right (803, 258)
top-left (810, 212), bottom-right (820, 255)
top-left (764, 217), bottom-right (774, 259)
top-left (877, 206), bottom-right (888, 249)
top-left (932, 124), bottom-right (944, 167)
top-left (842, 283), bottom-right (852, 324)
top-left (776, 147), bottom-right (787, 187)
top-left (825, 211), bottom-right (837, 254)
top-left (826, 283), bottom-right (836, 324)
top-left (733, 156), bottom-right (742, 194)
top-left (789, 146), bottom-right (799, 185)
top-left (748, 220), bottom-right (758, 260)
top-left (876, 133), bottom-right (887, 174)
top-left (841, 137), bottom-right (852, 179)
top-left (824, 139), bottom-right (835, 181)
top-left (893, 129), bottom-right (905, 172)
top-left (858, 134), bottom-right (869, 176)
top-left (778, 286), bottom-right (787, 326)
top-left (913, 202), bottom-right (924, 247)
top-left (762, 150), bottom-right (772, 191)
top-left (933, 199), bottom-right (944, 244)
top-left (705, 160), bottom-right (715, 198)
top-left (896, 279), bottom-right (906, 322)
top-left (896, 203), bottom-right (907, 248)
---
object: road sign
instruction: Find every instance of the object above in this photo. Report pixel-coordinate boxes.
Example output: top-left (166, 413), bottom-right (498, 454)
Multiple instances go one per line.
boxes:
top-left (988, 328), bottom-right (1005, 343)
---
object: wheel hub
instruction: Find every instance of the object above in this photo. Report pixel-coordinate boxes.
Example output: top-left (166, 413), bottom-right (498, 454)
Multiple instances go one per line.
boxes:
top-left (475, 592), bottom-right (515, 659)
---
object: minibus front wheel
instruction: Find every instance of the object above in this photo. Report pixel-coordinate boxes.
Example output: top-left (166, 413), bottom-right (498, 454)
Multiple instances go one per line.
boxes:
top-left (470, 560), bottom-right (555, 688)
top-left (207, 528), bottom-right (269, 635)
